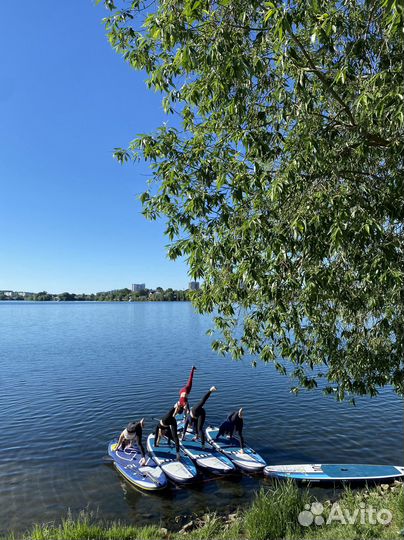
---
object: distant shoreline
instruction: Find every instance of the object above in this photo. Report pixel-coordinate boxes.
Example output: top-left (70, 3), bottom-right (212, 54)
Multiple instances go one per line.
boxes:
top-left (0, 298), bottom-right (191, 302)
top-left (0, 287), bottom-right (194, 302)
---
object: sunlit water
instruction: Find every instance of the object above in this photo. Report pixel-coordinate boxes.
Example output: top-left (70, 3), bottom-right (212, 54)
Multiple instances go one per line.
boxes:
top-left (0, 301), bottom-right (402, 534)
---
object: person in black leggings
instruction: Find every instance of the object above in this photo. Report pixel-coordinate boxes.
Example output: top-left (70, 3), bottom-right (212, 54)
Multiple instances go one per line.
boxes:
top-left (216, 408), bottom-right (245, 452)
top-left (154, 403), bottom-right (182, 460)
top-left (182, 386), bottom-right (217, 448)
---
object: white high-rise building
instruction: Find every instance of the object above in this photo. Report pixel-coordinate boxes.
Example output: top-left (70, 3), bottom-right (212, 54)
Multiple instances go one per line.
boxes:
top-left (132, 283), bottom-right (146, 292)
top-left (188, 281), bottom-right (200, 291)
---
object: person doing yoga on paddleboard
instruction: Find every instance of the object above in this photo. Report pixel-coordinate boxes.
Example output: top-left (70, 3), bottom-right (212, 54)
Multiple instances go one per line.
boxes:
top-left (216, 408), bottom-right (245, 453)
top-left (117, 419), bottom-right (147, 464)
top-left (182, 386), bottom-right (217, 448)
top-left (178, 366), bottom-right (196, 413)
top-left (155, 403), bottom-right (182, 461)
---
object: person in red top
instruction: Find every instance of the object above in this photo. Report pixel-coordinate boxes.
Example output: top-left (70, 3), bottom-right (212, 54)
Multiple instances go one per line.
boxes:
top-left (178, 366), bottom-right (196, 412)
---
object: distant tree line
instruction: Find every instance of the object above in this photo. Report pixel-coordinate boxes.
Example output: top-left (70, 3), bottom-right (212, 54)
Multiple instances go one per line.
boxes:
top-left (0, 288), bottom-right (191, 302)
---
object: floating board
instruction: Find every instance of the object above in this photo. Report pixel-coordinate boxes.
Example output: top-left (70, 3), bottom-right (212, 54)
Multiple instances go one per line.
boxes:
top-left (147, 434), bottom-right (198, 484)
top-left (179, 430), bottom-right (236, 475)
top-left (205, 426), bottom-right (266, 472)
top-left (264, 464), bottom-right (404, 483)
top-left (107, 441), bottom-right (167, 491)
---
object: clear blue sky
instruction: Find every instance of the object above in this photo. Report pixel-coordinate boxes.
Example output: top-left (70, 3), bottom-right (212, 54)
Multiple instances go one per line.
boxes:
top-left (0, 2), bottom-right (188, 293)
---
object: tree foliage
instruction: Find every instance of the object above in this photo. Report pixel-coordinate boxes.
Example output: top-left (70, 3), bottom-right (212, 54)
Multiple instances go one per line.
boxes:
top-left (100, 0), bottom-right (404, 399)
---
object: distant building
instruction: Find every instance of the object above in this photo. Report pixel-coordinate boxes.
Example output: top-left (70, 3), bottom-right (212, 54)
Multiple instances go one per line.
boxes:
top-left (1, 290), bottom-right (33, 297)
top-left (188, 281), bottom-right (200, 291)
top-left (132, 283), bottom-right (146, 292)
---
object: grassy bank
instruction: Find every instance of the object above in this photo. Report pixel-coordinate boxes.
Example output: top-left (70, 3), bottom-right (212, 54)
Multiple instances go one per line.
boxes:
top-left (5, 481), bottom-right (403, 540)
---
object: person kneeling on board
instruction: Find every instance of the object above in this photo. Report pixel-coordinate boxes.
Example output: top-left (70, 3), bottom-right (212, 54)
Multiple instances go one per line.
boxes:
top-left (155, 403), bottom-right (182, 461)
top-left (216, 408), bottom-right (245, 453)
top-left (117, 419), bottom-right (147, 465)
top-left (182, 386), bottom-right (217, 449)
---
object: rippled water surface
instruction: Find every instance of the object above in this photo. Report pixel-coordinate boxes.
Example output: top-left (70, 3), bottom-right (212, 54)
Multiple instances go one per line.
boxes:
top-left (0, 301), bottom-right (402, 533)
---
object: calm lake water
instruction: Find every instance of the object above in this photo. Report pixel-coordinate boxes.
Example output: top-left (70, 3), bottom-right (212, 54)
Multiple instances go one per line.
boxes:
top-left (0, 301), bottom-right (402, 534)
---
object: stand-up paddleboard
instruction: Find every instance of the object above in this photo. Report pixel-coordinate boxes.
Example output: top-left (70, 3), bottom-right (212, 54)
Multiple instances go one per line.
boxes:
top-left (147, 434), bottom-right (198, 484)
top-left (264, 464), bottom-right (404, 483)
top-left (179, 430), bottom-right (236, 475)
top-left (205, 426), bottom-right (266, 472)
top-left (107, 441), bottom-right (168, 491)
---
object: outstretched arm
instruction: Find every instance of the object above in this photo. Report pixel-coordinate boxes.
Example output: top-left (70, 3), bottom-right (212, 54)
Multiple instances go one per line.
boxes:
top-left (182, 416), bottom-right (190, 439)
top-left (117, 432), bottom-right (125, 449)
top-left (239, 432), bottom-right (245, 450)
top-left (135, 432), bottom-right (146, 457)
top-left (237, 421), bottom-right (245, 450)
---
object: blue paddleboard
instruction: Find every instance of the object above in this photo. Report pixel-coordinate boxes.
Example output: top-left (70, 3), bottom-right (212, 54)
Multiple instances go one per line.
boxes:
top-left (264, 464), bottom-right (404, 483)
top-left (179, 429), bottom-right (236, 475)
top-left (146, 433), bottom-right (198, 484)
top-left (107, 441), bottom-right (168, 491)
top-left (205, 426), bottom-right (266, 472)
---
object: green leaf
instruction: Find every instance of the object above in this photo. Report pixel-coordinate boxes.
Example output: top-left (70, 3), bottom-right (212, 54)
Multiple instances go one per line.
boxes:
top-left (101, 0), bottom-right (404, 399)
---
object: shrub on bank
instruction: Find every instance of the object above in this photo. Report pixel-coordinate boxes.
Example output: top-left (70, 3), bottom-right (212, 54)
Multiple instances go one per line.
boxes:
top-left (244, 482), bottom-right (309, 540)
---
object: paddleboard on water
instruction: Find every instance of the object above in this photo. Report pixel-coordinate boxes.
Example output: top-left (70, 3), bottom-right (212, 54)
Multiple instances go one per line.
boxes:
top-left (179, 429), bottom-right (236, 475)
top-left (107, 441), bottom-right (168, 491)
top-left (147, 433), bottom-right (198, 484)
top-left (264, 464), bottom-right (404, 483)
top-left (205, 426), bottom-right (267, 472)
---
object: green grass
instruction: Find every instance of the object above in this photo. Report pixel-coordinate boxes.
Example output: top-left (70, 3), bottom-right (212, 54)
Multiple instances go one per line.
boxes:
top-left (244, 482), bottom-right (310, 540)
top-left (302, 484), bottom-right (404, 540)
top-left (14, 511), bottom-right (163, 540)
top-left (4, 482), bottom-right (403, 540)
